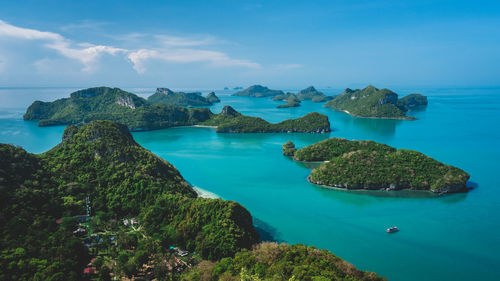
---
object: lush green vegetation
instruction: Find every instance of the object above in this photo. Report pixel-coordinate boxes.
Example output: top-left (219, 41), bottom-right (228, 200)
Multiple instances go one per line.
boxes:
top-left (282, 141), bottom-right (296, 156)
top-left (0, 144), bottom-right (89, 281)
top-left (203, 106), bottom-right (330, 133)
top-left (181, 242), bottom-right (385, 281)
top-left (293, 138), bottom-right (394, 162)
top-left (277, 95), bottom-right (301, 108)
top-left (148, 88), bottom-right (217, 107)
top-left (0, 121), bottom-right (259, 280)
top-left (24, 87), bottom-right (213, 130)
top-left (324, 86), bottom-right (426, 119)
top-left (397, 94), bottom-right (428, 111)
top-left (0, 121), bottom-right (386, 280)
top-left (232, 85), bottom-right (284, 97)
top-left (289, 138), bottom-right (470, 193)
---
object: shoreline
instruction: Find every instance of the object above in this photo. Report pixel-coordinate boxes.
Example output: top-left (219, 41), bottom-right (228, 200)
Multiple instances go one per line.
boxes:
top-left (192, 186), bottom-right (220, 199)
top-left (327, 108), bottom-right (416, 120)
top-left (307, 176), bottom-right (469, 195)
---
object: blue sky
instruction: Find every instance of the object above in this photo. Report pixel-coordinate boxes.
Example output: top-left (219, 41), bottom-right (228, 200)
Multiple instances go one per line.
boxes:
top-left (0, 0), bottom-right (499, 89)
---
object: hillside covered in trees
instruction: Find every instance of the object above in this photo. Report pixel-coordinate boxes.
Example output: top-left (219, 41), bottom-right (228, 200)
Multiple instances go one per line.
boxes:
top-left (203, 106), bottom-right (330, 133)
top-left (1, 121), bottom-right (384, 280)
top-left (324, 86), bottom-right (427, 119)
top-left (147, 88), bottom-right (220, 107)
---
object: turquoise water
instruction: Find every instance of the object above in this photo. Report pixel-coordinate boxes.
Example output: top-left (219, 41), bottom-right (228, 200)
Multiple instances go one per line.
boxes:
top-left (1, 87), bottom-right (499, 281)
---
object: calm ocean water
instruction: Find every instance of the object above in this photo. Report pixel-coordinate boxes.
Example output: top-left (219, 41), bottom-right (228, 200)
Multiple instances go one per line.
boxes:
top-left (1, 87), bottom-right (499, 281)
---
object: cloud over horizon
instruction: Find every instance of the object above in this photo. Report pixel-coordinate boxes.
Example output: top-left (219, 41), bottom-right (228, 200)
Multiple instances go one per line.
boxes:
top-left (0, 19), bottom-right (262, 75)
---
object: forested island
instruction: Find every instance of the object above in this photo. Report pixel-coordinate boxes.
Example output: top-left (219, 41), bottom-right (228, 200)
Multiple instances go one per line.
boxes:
top-left (296, 86), bottom-right (333, 102)
top-left (0, 121), bottom-right (383, 280)
top-left (284, 138), bottom-right (470, 193)
top-left (236, 85), bottom-right (335, 108)
top-left (276, 95), bottom-right (301, 108)
top-left (24, 87), bottom-right (330, 133)
top-left (324, 86), bottom-right (427, 119)
top-left (232, 85), bottom-right (284, 97)
top-left (203, 106), bottom-right (330, 133)
top-left (147, 88), bottom-right (220, 107)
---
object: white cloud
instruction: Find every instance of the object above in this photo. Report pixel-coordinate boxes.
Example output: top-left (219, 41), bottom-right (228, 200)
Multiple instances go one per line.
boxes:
top-left (0, 19), bottom-right (265, 75)
top-left (155, 34), bottom-right (218, 47)
top-left (0, 19), bottom-right (125, 72)
top-left (127, 48), bottom-right (260, 74)
top-left (275, 63), bottom-right (302, 70)
top-left (0, 56), bottom-right (5, 73)
top-left (0, 19), bottom-right (62, 41)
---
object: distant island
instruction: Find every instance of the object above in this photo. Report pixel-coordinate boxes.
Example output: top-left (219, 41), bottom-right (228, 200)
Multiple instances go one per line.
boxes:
top-left (24, 87), bottom-right (330, 133)
top-left (232, 85), bottom-right (284, 97)
top-left (296, 86), bottom-right (334, 102)
top-left (284, 138), bottom-right (470, 194)
top-left (277, 95), bottom-right (301, 108)
top-left (147, 87), bottom-right (220, 107)
top-left (324, 85), bottom-right (427, 119)
top-left (24, 87), bottom-right (213, 130)
top-left (203, 105), bottom-right (330, 133)
top-left (236, 85), bottom-right (335, 108)
top-left (0, 120), bottom-right (384, 280)
top-left (206, 91), bottom-right (221, 103)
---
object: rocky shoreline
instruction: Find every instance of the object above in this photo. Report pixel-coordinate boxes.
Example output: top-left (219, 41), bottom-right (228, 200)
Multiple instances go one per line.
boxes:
top-left (307, 176), bottom-right (470, 194)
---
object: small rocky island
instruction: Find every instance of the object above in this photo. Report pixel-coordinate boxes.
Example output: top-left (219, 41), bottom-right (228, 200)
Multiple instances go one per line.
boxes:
top-left (284, 138), bottom-right (470, 194)
top-left (203, 106), bottom-right (331, 133)
top-left (24, 87), bottom-right (330, 133)
top-left (206, 91), bottom-right (221, 103)
top-left (324, 85), bottom-right (427, 119)
top-left (147, 87), bottom-right (220, 106)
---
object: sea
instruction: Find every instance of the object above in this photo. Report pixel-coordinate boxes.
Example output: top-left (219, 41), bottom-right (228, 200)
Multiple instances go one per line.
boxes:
top-left (1, 86), bottom-right (499, 281)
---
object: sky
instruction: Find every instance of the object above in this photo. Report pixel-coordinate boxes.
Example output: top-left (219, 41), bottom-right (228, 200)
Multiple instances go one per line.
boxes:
top-left (0, 0), bottom-right (499, 89)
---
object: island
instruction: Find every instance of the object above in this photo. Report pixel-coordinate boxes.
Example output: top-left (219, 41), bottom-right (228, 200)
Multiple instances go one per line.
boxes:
top-left (23, 86), bottom-right (214, 130)
top-left (284, 138), bottom-right (470, 194)
top-left (203, 105), bottom-right (330, 133)
top-left (232, 84), bottom-right (284, 97)
top-left (24, 87), bottom-right (331, 133)
top-left (296, 86), bottom-right (334, 102)
top-left (206, 91), bottom-right (221, 103)
top-left (277, 95), bottom-right (301, 108)
top-left (271, 92), bottom-right (296, 101)
top-left (0, 121), bottom-right (384, 281)
top-left (147, 87), bottom-right (219, 106)
top-left (271, 86), bottom-right (334, 108)
top-left (397, 93), bottom-right (428, 111)
top-left (324, 85), bottom-right (428, 119)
